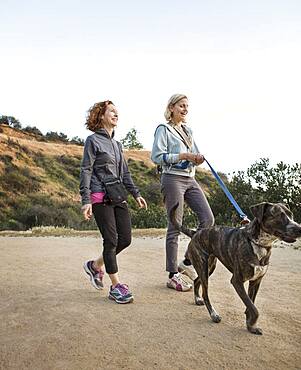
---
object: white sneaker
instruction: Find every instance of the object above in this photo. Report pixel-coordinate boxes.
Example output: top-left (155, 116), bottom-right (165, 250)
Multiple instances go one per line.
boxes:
top-left (178, 260), bottom-right (198, 281)
top-left (166, 273), bottom-right (192, 292)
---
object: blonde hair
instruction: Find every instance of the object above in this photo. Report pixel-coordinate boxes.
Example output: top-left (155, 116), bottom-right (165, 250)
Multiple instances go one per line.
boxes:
top-left (164, 94), bottom-right (188, 122)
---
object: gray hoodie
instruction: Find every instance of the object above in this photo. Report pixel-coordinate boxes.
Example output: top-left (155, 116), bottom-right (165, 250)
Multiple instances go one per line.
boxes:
top-left (80, 128), bottom-right (141, 205)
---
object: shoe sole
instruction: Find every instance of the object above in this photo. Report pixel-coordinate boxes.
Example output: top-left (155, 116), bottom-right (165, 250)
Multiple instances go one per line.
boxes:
top-left (166, 282), bottom-right (192, 292)
top-left (83, 262), bottom-right (104, 290)
top-left (108, 295), bottom-right (134, 304)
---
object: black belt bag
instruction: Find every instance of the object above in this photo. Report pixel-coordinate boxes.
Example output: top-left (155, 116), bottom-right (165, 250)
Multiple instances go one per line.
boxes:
top-left (94, 142), bottom-right (128, 205)
top-left (102, 177), bottom-right (127, 205)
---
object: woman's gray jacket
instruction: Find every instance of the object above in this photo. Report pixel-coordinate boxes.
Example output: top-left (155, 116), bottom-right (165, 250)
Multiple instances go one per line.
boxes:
top-left (80, 128), bottom-right (141, 205)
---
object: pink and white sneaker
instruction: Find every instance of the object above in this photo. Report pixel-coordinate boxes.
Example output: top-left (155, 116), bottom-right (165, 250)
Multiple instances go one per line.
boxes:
top-left (166, 273), bottom-right (192, 292)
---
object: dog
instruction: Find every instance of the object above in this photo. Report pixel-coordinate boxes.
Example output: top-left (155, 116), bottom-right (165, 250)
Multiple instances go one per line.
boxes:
top-left (170, 202), bottom-right (301, 335)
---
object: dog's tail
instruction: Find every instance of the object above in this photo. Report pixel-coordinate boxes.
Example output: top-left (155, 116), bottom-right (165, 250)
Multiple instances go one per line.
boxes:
top-left (169, 202), bottom-right (196, 239)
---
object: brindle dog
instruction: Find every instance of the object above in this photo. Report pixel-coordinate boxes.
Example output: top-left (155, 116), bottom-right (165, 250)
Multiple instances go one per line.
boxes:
top-left (170, 202), bottom-right (301, 335)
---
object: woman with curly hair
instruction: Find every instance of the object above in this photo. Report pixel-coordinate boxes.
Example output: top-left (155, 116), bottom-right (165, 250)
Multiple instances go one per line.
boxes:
top-left (80, 100), bottom-right (147, 304)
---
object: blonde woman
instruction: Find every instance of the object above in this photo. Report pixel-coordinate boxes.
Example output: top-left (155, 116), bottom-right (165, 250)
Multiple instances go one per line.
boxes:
top-left (151, 94), bottom-right (214, 291)
top-left (80, 100), bottom-right (147, 304)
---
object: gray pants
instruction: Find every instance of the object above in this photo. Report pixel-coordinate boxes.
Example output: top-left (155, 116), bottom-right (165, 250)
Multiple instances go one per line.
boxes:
top-left (161, 173), bottom-right (214, 272)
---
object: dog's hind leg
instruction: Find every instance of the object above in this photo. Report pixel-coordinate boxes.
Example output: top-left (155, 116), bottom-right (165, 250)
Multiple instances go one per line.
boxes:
top-left (193, 276), bottom-right (204, 306)
top-left (188, 243), bottom-right (204, 305)
top-left (193, 255), bottom-right (217, 306)
top-left (198, 253), bottom-right (221, 323)
top-left (189, 246), bottom-right (217, 307)
top-left (230, 275), bottom-right (262, 335)
top-left (208, 255), bottom-right (217, 276)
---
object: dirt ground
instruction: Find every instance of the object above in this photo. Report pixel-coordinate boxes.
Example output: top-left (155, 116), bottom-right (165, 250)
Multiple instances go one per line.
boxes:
top-left (0, 236), bottom-right (300, 370)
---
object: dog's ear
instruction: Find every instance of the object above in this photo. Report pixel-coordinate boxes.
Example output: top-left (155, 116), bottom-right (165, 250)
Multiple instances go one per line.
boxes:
top-left (278, 202), bottom-right (290, 211)
top-left (250, 202), bottom-right (272, 223)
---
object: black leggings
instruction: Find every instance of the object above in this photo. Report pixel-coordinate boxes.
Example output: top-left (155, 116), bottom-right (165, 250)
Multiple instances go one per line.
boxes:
top-left (92, 202), bottom-right (131, 274)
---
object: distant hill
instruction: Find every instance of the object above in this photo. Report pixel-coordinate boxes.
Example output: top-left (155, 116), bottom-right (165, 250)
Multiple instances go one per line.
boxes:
top-left (0, 125), bottom-right (216, 230)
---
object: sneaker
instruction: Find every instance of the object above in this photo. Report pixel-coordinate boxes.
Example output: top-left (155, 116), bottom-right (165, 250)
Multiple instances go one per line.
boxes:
top-left (109, 283), bottom-right (134, 304)
top-left (83, 260), bottom-right (104, 290)
top-left (178, 260), bottom-right (198, 281)
top-left (167, 273), bottom-right (192, 292)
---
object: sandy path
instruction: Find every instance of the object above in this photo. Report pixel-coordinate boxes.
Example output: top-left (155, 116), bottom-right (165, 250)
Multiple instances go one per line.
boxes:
top-left (0, 236), bottom-right (300, 370)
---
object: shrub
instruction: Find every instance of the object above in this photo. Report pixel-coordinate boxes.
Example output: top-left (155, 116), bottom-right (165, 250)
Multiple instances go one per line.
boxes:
top-left (23, 126), bottom-right (43, 136)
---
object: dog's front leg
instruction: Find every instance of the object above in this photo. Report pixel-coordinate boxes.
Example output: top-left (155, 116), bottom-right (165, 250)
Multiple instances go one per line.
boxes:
top-left (230, 275), bottom-right (262, 335)
top-left (247, 277), bottom-right (263, 305)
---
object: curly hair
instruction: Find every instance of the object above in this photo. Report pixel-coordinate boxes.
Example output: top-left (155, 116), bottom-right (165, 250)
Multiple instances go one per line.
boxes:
top-left (85, 100), bottom-right (114, 132)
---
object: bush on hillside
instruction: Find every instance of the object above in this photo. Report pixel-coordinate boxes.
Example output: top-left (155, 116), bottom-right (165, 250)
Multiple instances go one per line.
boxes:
top-left (33, 153), bottom-right (80, 192)
top-left (45, 131), bottom-right (69, 142)
top-left (6, 194), bottom-right (96, 231)
top-left (1, 158), bottom-right (41, 194)
top-left (23, 126), bottom-right (43, 136)
top-left (70, 136), bottom-right (84, 145)
top-left (0, 115), bottom-right (21, 129)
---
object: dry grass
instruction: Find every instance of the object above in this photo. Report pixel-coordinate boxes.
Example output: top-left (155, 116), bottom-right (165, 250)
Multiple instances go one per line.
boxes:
top-left (0, 227), bottom-right (166, 238)
top-left (1, 227), bottom-right (300, 249)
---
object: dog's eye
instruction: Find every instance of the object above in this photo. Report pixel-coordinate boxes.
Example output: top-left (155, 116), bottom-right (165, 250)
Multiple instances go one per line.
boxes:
top-left (270, 207), bottom-right (281, 217)
top-left (281, 212), bottom-right (289, 224)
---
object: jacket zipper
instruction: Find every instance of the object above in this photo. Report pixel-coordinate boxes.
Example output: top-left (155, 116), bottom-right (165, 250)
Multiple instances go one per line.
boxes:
top-left (110, 137), bottom-right (120, 177)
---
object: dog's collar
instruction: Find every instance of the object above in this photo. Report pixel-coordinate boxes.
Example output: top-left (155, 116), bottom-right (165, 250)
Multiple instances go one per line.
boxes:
top-left (251, 230), bottom-right (277, 249)
top-left (250, 241), bottom-right (269, 262)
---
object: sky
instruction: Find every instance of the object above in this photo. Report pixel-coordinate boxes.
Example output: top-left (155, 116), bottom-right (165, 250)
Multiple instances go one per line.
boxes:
top-left (0, 0), bottom-right (300, 174)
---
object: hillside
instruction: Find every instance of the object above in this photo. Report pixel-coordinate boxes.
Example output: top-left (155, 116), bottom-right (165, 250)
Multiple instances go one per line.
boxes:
top-left (0, 125), bottom-right (216, 230)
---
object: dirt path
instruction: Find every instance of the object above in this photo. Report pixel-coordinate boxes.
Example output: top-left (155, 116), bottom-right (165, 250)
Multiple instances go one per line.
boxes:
top-left (0, 236), bottom-right (300, 370)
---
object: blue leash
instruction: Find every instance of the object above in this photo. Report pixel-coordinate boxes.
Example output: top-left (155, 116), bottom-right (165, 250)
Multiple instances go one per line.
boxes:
top-left (204, 158), bottom-right (249, 222)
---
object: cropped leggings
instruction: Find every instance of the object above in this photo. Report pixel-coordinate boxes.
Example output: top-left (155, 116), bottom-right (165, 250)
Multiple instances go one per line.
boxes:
top-left (161, 173), bottom-right (215, 273)
top-left (92, 202), bottom-right (131, 274)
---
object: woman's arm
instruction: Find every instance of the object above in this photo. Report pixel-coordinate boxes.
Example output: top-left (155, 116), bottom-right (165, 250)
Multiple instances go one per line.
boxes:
top-left (118, 144), bottom-right (141, 199)
top-left (79, 136), bottom-right (96, 205)
top-left (151, 125), bottom-right (181, 165)
top-left (184, 126), bottom-right (205, 165)
top-left (151, 125), bottom-right (200, 165)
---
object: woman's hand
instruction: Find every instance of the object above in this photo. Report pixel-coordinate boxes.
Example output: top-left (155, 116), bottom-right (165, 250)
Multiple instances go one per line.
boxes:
top-left (136, 196), bottom-right (148, 210)
top-left (194, 154), bottom-right (205, 165)
top-left (181, 153), bottom-right (205, 165)
top-left (81, 204), bottom-right (92, 220)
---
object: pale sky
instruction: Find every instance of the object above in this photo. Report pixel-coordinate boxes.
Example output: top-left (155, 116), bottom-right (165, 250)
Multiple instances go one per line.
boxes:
top-left (0, 0), bottom-right (300, 174)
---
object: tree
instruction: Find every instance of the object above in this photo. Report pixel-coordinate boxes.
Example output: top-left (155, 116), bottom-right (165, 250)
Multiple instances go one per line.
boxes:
top-left (247, 158), bottom-right (301, 221)
top-left (209, 158), bottom-right (301, 225)
top-left (23, 126), bottom-right (43, 136)
top-left (209, 170), bottom-right (257, 225)
top-left (121, 128), bottom-right (143, 149)
top-left (70, 136), bottom-right (84, 145)
top-left (45, 131), bottom-right (69, 142)
top-left (0, 115), bottom-right (21, 129)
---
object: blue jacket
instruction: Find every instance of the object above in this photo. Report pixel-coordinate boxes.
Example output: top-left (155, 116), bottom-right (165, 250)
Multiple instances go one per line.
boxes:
top-left (151, 122), bottom-right (200, 177)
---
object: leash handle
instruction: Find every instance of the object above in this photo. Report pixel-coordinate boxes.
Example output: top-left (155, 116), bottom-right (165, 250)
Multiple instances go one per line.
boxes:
top-left (204, 158), bottom-right (249, 221)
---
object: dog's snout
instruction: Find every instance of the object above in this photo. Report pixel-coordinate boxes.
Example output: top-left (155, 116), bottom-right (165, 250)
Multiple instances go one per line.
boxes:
top-left (287, 222), bottom-right (301, 237)
top-left (296, 226), bottom-right (301, 236)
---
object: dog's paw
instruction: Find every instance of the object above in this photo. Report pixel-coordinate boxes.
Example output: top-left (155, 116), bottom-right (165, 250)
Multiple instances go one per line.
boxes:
top-left (195, 297), bottom-right (204, 306)
top-left (248, 326), bottom-right (263, 335)
top-left (211, 313), bottom-right (221, 323)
